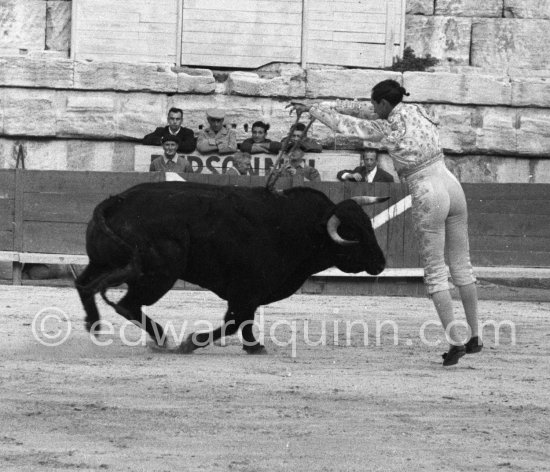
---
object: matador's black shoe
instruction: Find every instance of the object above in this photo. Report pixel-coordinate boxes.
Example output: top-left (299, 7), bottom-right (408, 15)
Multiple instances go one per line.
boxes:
top-left (442, 345), bottom-right (466, 366)
top-left (465, 336), bottom-right (483, 354)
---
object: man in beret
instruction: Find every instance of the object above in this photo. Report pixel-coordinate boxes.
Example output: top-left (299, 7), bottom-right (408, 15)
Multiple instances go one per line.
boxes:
top-left (143, 107), bottom-right (196, 154)
top-left (196, 109), bottom-right (238, 155)
top-left (280, 148), bottom-right (321, 182)
top-left (149, 135), bottom-right (193, 173)
top-left (225, 151), bottom-right (252, 176)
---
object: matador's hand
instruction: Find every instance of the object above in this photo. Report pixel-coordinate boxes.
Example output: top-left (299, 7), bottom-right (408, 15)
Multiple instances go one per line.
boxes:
top-left (286, 102), bottom-right (311, 116)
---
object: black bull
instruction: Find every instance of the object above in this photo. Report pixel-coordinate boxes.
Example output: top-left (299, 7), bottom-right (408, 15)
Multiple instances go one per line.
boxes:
top-left (75, 182), bottom-right (388, 353)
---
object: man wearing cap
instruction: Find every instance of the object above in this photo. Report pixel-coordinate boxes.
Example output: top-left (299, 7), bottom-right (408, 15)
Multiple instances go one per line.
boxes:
top-left (149, 135), bottom-right (193, 173)
top-left (196, 109), bottom-right (238, 155)
top-left (143, 107), bottom-right (196, 154)
top-left (279, 148), bottom-right (321, 182)
top-left (225, 151), bottom-right (252, 176)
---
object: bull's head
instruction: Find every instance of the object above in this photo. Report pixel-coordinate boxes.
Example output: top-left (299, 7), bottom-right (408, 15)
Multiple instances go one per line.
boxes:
top-left (326, 196), bottom-right (388, 275)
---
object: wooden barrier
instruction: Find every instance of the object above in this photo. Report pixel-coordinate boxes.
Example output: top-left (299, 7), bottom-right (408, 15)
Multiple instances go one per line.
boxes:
top-left (1, 169), bottom-right (549, 286)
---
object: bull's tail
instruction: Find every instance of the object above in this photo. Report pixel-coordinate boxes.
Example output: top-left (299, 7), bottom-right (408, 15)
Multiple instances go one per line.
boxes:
top-left (92, 195), bottom-right (135, 256)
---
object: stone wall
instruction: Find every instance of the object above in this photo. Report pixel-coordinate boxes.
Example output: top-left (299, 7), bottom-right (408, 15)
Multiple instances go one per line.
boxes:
top-left (0, 1), bottom-right (549, 182)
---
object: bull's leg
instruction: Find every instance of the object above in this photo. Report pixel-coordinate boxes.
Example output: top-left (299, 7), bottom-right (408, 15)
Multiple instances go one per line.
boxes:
top-left (179, 303), bottom-right (264, 354)
top-left (75, 263), bottom-right (110, 333)
top-left (101, 271), bottom-right (179, 346)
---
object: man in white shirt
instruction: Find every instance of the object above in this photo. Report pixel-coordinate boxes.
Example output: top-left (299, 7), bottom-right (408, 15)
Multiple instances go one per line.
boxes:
top-left (336, 148), bottom-right (394, 183)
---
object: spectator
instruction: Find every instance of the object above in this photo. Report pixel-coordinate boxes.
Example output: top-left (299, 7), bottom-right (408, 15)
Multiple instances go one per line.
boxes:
top-left (196, 109), bottom-right (238, 155)
top-left (150, 135), bottom-right (193, 172)
top-left (279, 148), bottom-right (321, 182)
top-left (239, 121), bottom-right (281, 154)
top-left (225, 152), bottom-right (252, 176)
top-left (143, 107), bottom-right (196, 154)
top-left (337, 148), bottom-right (394, 183)
top-left (281, 122), bottom-right (323, 153)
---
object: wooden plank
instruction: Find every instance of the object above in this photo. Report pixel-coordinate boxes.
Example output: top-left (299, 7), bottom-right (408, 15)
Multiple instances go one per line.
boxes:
top-left (402, 187), bottom-right (420, 268)
top-left (309, 20), bottom-right (387, 34)
top-left (181, 32), bottom-right (301, 48)
top-left (310, 1), bottom-right (387, 13)
top-left (470, 235), bottom-right (550, 254)
top-left (307, 42), bottom-right (385, 67)
top-left (0, 232), bottom-right (14, 252)
top-left (469, 213), bottom-right (550, 237)
top-left (385, 0), bottom-right (397, 67)
top-left (181, 42), bottom-right (299, 57)
top-left (0, 200), bottom-right (14, 232)
top-left (184, 0), bottom-right (303, 13)
top-left (79, 21), bottom-right (176, 34)
top-left (79, 53), bottom-right (177, 64)
top-left (182, 9), bottom-right (302, 23)
top-left (22, 222), bottom-right (88, 255)
top-left (21, 171), bottom-right (153, 194)
top-left (23, 193), bottom-right (104, 224)
top-left (309, 11), bottom-right (387, 23)
top-left (182, 21), bottom-right (301, 35)
top-left (385, 183), bottom-right (406, 268)
top-left (18, 253), bottom-right (90, 265)
top-left (471, 250), bottom-right (550, 268)
top-left (181, 54), bottom-right (298, 68)
top-left (467, 199), bottom-right (550, 216)
top-left (0, 170), bottom-right (16, 198)
top-left (463, 183), bottom-right (550, 200)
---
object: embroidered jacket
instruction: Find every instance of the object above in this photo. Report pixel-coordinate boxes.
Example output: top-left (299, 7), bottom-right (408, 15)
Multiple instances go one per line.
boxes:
top-left (309, 102), bottom-right (443, 177)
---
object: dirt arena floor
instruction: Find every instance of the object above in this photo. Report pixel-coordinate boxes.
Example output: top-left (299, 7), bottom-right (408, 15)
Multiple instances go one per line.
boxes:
top-left (0, 286), bottom-right (549, 472)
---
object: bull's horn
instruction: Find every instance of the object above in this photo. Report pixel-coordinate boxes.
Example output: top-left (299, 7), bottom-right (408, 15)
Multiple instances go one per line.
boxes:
top-left (351, 196), bottom-right (390, 205)
top-left (326, 215), bottom-right (358, 246)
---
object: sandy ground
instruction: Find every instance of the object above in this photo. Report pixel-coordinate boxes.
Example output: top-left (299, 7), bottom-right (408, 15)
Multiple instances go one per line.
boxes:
top-left (0, 286), bottom-right (549, 472)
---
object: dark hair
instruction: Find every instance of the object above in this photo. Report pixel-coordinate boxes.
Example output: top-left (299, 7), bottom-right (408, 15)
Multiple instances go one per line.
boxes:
top-left (252, 121), bottom-right (270, 132)
top-left (168, 107), bottom-right (183, 117)
top-left (295, 122), bottom-right (306, 132)
top-left (371, 80), bottom-right (410, 106)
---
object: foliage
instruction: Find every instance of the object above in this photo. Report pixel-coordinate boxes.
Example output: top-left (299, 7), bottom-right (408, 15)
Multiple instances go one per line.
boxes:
top-left (387, 46), bottom-right (439, 72)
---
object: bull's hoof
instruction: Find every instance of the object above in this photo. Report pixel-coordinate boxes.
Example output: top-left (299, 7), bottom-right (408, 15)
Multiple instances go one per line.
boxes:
top-left (178, 335), bottom-right (196, 354)
top-left (147, 336), bottom-right (169, 351)
top-left (86, 320), bottom-right (104, 337)
top-left (243, 344), bottom-right (267, 355)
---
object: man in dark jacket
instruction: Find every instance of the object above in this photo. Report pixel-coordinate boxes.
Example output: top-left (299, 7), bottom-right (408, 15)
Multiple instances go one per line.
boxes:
top-left (337, 148), bottom-right (394, 183)
top-left (143, 107), bottom-right (196, 154)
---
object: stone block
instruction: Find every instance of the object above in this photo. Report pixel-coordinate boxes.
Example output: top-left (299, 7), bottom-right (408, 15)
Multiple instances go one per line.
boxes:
top-left (306, 69), bottom-right (402, 99)
top-left (471, 19), bottom-right (550, 70)
top-left (435, 0), bottom-right (503, 17)
top-left (177, 68), bottom-right (216, 94)
top-left (504, 0), bottom-right (550, 19)
top-left (3, 89), bottom-right (57, 136)
top-left (0, 1), bottom-right (46, 52)
top-left (46, 1), bottom-right (71, 52)
top-left (517, 109), bottom-right (550, 155)
top-left (227, 71), bottom-right (305, 98)
top-left (0, 57), bottom-right (73, 88)
top-left (404, 71), bottom-right (512, 105)
top-left (473, 107), bottom-right (518, 154)
top-left (57, 92), bottom-right (117, 138)
top-left (405, 15), bottom-right (472, 65)
top-left (22, 139), bottom-right (68, 170)
top-left (445, 155), bottom-right (533, 183)
top-left (66, 140), bottom-right (114, 171)
top-left (116, 93), bottom-right (168, 140)
top-left (511, 73), bottom-right (550, 107)
top-left (531, 159), bottom-right (550, 183)
top-left (112, 142), bottom-right (136, 171)
top-left (74, 61), bottom-right (178, 92)
top-left (431, 104), bottom-right (478, 153)
top-left (406, 0), bottom-right (435, 15)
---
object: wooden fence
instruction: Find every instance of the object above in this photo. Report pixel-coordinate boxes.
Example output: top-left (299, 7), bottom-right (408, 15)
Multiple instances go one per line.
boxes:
top-left (1, 170), bottom-right (549, 285)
